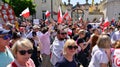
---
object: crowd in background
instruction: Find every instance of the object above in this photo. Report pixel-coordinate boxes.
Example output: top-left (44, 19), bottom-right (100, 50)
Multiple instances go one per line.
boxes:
top-left (1, 17), bottom-right (120, 67)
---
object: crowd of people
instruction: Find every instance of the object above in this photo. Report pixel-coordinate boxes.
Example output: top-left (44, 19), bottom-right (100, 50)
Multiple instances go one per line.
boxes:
top-left (0, 17), bottom-right (120, 67)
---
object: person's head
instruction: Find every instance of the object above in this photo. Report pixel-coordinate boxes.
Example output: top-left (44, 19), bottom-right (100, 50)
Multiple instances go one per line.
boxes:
top-left (12, 38), bottom-right (33, 64)
top-left (41, 26), bottom-right (49, 34)
top-left (0, 28), bottom-right (10, 48)
top-left (77, 38), bottom-right (85, 46)
top-left (11, 32), bottom-right (21, 45)
top-left (63, 39), bottom-right (78, 56)
top-left (91, 35), bottom-right (99, 47)
top-left (114, 40), bottom-right (120, 48)
top-left (117, 26), bottom-right (120, 30)
top-left (97, 34), bottom-right (111, 49)
top-left (57, 28), bottom-right (67, 40)
top-left (33, 25), bottom-right (40, 32)
top-left (78, 29), bottom-right (86, 38)
top-left (92, 28), bottom-right (99, 35)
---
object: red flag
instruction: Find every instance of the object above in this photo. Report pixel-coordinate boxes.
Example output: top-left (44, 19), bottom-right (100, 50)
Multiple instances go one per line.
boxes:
top-left (20, 8), bottom-right (30, 18)
top-left (45, 10), bottom-right (51, 18)
top-left (103, 18), bottom-right (110, 27)
top-left (57, 6), bottom-right (63, 24)
top-left (63, 10), bottom-right (68, 19)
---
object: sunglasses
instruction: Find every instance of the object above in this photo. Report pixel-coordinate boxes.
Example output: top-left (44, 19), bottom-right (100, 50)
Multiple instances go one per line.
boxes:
top-left (60, 32), bottom-right (67, 35)
top-left (18, 49), bottom-right (33, 55)
top-left (0, 35), bottom-right (10, 40)
top-left (67, 45), bottom-right (78, 50)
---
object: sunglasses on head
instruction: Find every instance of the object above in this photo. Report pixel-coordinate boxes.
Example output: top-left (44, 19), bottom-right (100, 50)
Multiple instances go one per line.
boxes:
top-left (0, 35), bottom-right (10, 40)
top-left (67, 45), bottom-right (78, 50)
top-left (18, 49), bottom-right (33, 55)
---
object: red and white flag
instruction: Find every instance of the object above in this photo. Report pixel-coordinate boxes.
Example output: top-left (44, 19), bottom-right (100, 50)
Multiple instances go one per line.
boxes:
top-left (79, 16), bottom-right (83, 22)
top-left (20, 8), bottom-right (30, 18)
top-left (45, 10), bottom-right (51, 18)
top-left (63, 10), bottom-right (69, 19)
top-left (63, 10), bottom-right (72, 21)
top-left (103, 17), bottom-right (110, 27)
top-left (57, 6), bottom-right (63, 24)
top-left (102, 17), bottom-right (110, 31)
top-left (67, 29), bottom-right (72, 35)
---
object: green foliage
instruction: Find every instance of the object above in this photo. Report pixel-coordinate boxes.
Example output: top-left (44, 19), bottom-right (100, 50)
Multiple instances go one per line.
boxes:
top-left (2, 0), bottom-right (36, 17)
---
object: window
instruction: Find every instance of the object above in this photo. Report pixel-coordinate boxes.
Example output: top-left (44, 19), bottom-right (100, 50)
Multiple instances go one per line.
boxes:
top-left (42, 0), bottom-right (46, 3)
top-left (42, 10), bottom-right (46, 20)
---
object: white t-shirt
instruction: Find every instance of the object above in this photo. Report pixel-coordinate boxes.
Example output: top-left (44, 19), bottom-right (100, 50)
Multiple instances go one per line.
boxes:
top-left (89, 47), bottom-right (109, 67)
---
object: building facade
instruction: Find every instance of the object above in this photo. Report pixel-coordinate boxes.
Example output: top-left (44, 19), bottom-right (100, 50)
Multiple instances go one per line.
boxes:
top-left (33, 0), bottom-right (120, 22)
top-left (99, 0), bottom-right (120, 21)
top-left (34, 0), bottom-right (62, 20)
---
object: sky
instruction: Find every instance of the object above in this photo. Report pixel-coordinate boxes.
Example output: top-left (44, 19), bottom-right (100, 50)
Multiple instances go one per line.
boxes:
top-left (62, 0), bottom-right (101, 6)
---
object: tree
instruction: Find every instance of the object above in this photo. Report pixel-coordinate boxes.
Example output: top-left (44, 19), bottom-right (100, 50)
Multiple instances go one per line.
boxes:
top-left (2, 0), bottom-right (36, 17)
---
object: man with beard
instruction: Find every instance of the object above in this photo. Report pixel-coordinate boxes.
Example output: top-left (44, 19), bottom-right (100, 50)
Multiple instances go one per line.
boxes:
top-left (50, 27), bottom-right (67, 66)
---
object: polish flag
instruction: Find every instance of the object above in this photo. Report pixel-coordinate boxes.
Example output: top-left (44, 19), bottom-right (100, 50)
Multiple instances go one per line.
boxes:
top-left (20, 8), bottom-right (30, 18)
top-left (103, 17), bottom-right (110, 27)
top-left (63, 10), bottom-right (69, 19)
top-left (45, 10), bottom-right (51, 18)
top-left (79, 16), bottom-right (83, 22)
top-left (102, 17), bottom-right (110, 31)
top-left (57, 6), bottom-right (63, 24)
top-left (67, 29), bottom-right (72, 35)
top-left (63, 10), bottom-right (72, 21)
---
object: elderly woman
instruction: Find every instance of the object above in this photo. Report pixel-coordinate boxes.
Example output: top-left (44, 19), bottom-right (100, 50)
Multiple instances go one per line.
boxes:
top-left (89, 34), bottom-right (111, 67)
top-left (7, 38), bottom-right (35, 67)
top-left (55, 39), bottom-right (78, 67)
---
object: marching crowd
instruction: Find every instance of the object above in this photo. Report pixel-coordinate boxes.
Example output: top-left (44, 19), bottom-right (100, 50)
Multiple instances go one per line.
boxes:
top-left (0, 17), bottom-right (120, 67)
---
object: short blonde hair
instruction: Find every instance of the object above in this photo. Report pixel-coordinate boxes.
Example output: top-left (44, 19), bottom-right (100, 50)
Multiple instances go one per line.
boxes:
top-left (63, 39), bottom-right (77, 54)
top-left (78, 29), bottom-right (86, 35)
top-left (12, 38), bottom-right (33, 57)
top-left (97, 34), bottom-right (111, 48)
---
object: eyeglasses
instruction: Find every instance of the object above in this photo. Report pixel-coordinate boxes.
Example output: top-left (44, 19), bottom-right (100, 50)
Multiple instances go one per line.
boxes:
top-left (67, 45), bottom-right (78, 50)
top-left (0, 35), bottom-right (10, 40)
top-left (18, 49), bottom-right (33, 55)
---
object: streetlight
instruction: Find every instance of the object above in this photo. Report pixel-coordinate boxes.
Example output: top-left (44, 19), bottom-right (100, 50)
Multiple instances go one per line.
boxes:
top-left (51, 0), bottom-right (53, 18)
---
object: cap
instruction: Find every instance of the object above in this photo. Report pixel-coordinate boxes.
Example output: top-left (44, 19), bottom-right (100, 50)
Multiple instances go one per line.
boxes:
top-left (0, 28), bottom-right (10, 35)
top-left (33, 25), bottom-right (40, 29)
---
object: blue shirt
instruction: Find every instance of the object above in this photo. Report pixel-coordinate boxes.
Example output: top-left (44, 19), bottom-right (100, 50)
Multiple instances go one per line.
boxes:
top-left (0, 47), bottom-right (14, 67)
top-left (55, 57), bottom-right (77, 67)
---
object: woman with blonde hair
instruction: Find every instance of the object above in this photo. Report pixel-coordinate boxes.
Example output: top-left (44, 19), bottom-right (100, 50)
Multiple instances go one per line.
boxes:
top-left (55, 39), bottom-right (78, 67)
top-left (89, 34), bottom-right (111, 67)
top-left (7, 38), bottom-right (35, 67)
